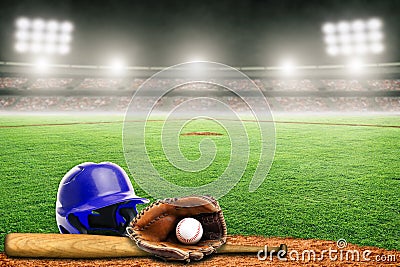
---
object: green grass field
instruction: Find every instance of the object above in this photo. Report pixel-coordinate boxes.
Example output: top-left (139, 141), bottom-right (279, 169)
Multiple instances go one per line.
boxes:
top-left (0, 113), bottom-right (399, 251)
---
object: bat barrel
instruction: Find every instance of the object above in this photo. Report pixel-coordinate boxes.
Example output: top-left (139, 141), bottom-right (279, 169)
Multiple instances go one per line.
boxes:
top-left (5, 233), bottom-right (149, 258)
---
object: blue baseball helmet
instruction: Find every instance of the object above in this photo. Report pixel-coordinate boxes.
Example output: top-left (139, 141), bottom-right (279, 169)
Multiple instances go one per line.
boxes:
top-left (56, 162), bottom-right (148, 235)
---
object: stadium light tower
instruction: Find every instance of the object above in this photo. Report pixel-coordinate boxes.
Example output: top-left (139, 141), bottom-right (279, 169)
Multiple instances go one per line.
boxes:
top-left (14, 17), bottom-right (74, 55)
top-left (322, 18), bottom-right (384, 56)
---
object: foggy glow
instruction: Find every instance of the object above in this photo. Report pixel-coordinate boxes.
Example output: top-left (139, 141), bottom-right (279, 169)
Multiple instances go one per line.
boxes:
top-left (14, 17), bottom-right (74, 55)
top-left (35, 58), bottom-right (49, 72)
top-left (110, 58), bottom-right (126, 74)
top-left (347, 59), bottom-right (364, 73)
top-left (187, 56), bottom-right (205, 62)
top-left (322, 18), bottom-right (384, 57)
top-left (280, 60), bottom-right (296, 74)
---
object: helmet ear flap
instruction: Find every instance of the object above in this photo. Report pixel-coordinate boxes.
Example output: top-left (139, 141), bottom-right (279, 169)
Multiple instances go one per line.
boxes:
top-left (119, 207), bottom-right (137, 235)
top-left (68, 213), bottom-right (88, 234)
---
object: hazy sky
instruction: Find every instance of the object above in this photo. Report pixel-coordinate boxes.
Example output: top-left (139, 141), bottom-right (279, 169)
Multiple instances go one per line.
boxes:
top-left (0, 0), bottom-right (398, 66)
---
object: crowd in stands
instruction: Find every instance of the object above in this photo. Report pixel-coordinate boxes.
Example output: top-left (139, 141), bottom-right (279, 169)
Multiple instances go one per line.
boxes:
top-left (322, 80), bottom-right (364, 91)
top-left (0, 77), bottom-right (28, 88)
top-left (0, 95), bottom-right (399, 112)
top-left (77, 79), bottom-right (124, 90)
top-left (367, 80), bottom-right (400, 91)
top-left (374, 97), bottom-right (400, 111)
top-left (0, 77), bottom-right (398, 112)
top-left (267, 80), bottom-right (317, 91)
top-left (1, 77), bottom-right (399, 91)
top-left (274, 97), bottom-right (328, 112)
top-left (28, 78), bottom-right (73, 90)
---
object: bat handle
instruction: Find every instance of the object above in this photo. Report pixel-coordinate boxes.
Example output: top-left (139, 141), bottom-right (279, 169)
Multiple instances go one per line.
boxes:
top-left (5, 233), bottom-right (149, 258)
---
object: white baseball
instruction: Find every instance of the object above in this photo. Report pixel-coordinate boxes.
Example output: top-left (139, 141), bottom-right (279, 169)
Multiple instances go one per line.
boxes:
top-left (176, 218), bottom-right (203, 244)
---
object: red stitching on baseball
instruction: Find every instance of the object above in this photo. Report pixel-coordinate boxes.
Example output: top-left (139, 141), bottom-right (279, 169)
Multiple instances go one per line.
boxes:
top-left (177, 218), bottom-right (201, 243)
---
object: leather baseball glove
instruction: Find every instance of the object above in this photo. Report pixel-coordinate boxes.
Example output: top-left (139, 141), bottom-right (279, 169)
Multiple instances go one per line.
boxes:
top-left (126, 195), bottom-right (227, 261)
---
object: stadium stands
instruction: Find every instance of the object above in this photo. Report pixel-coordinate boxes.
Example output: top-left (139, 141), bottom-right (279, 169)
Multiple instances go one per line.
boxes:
top-left (0, 76), bottom-right (399, 112)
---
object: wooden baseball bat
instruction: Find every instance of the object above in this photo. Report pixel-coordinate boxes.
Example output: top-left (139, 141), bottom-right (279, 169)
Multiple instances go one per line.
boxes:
top-left (5, 233), bottom-right (287, 259)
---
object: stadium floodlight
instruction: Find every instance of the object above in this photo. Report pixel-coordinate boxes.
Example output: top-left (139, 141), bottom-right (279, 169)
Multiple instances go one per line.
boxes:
top-left (45, 43), bottom-right (56, 54)
top-left (324, 34), bottom-right (337, 45)
top-left (347, 58), bottom-right (363, 73)
top-left (355, 43), bottom-right (368, 54)
top-left (110, 58), bottom-right (126, 74)
top-left (337, 21), bottom-right (351, 33)
top-left (58, 44), bottom-right (70, 55)
top-left (61, 21), bottom-right (73, 32)
top-left (16, 17), bottom-right (30, 30)
top-left (367, 18), bottom-right (382, 30)
top-left (322, 23), bottom-right (336, 34)
top-left (35, 58), bottom-right (49, 72)
top-left (31, 43), bottom-right (43, 53)
top-left (352, 20), bottom-right (366, 32)
top-left (322, 18), bottom-right (384, 56)
top-left (16, 30), bottom-right (29, 41)
top-left (370, 43), bottom-right (384, 54)
top-left (46, 20), bottom-right (59, 32)
top-left (14, 17), bottom-right (74, 55)
top-left (45, 32), bottom-right (57, 43)
top-left (32, 18), bottom-right (46, 31)
top-left (280, 60), bottom-right (296, 74)
top-left (15, 42), bottom-right (28, 53)
top-left (326, 46), bottom-right (339, 56)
